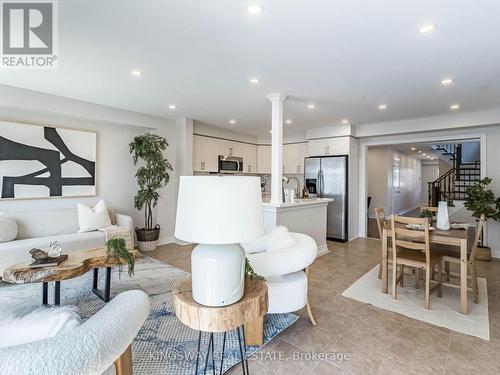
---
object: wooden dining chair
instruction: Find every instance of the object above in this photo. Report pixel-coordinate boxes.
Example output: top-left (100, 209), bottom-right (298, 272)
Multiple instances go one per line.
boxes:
top-left (436, 214), bottom-right (485, 304)
top-left (391, 215), bottom-right (443, 309)
top-left (375, 207), bottom-right (387, 279)
top-left (420, 205), bottom-right (438, 213)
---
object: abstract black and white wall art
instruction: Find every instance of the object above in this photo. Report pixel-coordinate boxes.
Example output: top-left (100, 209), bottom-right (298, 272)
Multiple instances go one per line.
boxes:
top-left (0, 122), bottom-right (96, 199)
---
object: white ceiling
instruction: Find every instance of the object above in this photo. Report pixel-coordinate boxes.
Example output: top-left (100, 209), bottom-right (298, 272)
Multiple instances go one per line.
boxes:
top-left (1, 0), bottom-right (500, 136)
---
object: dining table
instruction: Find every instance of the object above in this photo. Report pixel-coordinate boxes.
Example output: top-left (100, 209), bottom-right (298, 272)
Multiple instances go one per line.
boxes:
top-left (381, 222), bottom-right (474, 314)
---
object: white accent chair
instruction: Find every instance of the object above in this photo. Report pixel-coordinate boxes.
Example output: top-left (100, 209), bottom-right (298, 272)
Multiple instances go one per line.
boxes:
top-left (244, 232), bottom-right (318, 324)
top-left (0, 290), bottom-right (150, 375)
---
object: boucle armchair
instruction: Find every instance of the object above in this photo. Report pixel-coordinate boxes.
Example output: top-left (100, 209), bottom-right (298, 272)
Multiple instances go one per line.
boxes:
top-left (244, 232), bottom-right (318, 325)
top-left (0, 290), bottom-right (150, 375)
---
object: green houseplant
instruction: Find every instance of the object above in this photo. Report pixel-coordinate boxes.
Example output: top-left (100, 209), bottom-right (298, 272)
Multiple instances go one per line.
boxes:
top-left (129, 133), bottom-right (173, 252)
top-left (464, 177), bottom-right (500, 260)
top-left (106, 238), bottom-right (135, 277)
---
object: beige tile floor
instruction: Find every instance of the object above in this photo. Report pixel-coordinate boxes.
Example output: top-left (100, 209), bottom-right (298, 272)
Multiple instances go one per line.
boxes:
top-left (148, 238), bottom-right (500, 374)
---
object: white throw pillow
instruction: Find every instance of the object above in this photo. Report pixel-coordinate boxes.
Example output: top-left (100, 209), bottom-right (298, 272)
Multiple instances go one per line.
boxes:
top-left (267, 226), bottom-right (295, 252)
top-left (0, 306), bottom-right (81, 349)
top-left (0, 213), bottom-right (18, 242)
top-left (77, 200), bottom-right (112, 233)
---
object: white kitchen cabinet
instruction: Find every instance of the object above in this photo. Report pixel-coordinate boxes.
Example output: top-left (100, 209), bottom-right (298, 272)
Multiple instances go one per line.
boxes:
top-left (307, 137), bottom-right (350, 156)
top-left (283, 144), bottom-right (298, 174)
top-left (297, 143), bottom-right (308, 173)
top-left (241, 143), bottom-right (257, 173)
top-left (217, 139), bottom-right (241, 157)
top-left (257, 145), bottom-right (271, 174)
top-left (193, 135), bottom-right (219, 172)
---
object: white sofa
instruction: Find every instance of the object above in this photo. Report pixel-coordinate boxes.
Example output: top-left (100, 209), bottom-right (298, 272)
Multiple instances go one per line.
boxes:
top-left (245, 232), bottom-right (318, 323)
top-left (0, 290), bottom-right (150, 375)
top-left (0, 208), bottom-right (134, 275)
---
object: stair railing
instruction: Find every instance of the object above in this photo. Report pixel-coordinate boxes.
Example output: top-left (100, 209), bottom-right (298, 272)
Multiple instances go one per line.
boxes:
top-left (428, 168), bottom-right (456, 206)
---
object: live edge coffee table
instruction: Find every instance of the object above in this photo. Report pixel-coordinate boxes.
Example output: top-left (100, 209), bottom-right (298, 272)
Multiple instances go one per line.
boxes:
top-left (2, 246), bottom-right (140, 306)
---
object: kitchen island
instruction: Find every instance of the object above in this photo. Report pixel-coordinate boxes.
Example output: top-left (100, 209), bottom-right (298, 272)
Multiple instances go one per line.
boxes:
top-left (262, 197), bottom-right (334, 255)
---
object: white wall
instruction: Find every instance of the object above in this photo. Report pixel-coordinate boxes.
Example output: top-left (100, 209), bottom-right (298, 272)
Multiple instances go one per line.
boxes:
top-left (421, 162), bottom-right (439, 203)
top-left (0, 86), bottom-right (178, 241)
top-left (367, 146), bottom-right (421, 217)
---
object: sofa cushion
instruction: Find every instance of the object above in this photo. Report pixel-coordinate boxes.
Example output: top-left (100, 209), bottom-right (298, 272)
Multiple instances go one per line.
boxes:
top-left (10, 209), bottom-right (79, 240)
top-left (77, 200), bottom-right (112, 233)
top-left (0, 231), bottom-right (105, 274)
top-left (0, 213), bottom-right (18, 243)
top-left (0, 306), bottom-right (81, 349)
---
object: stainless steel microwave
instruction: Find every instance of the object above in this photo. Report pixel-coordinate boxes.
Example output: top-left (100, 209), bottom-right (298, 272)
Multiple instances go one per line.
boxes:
top-left (218, 155), bottom-right (243, 174)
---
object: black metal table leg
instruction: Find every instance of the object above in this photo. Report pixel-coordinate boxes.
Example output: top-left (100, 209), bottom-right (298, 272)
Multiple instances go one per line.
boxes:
top-left (54, 281), bottom-right (61, 305)
top-left (237, 327), bottom-right (248, 375)
top-left (219, 332), bottom-right (226, 375)
top-left (92, 267), bottom-right (112, 302)
top-left (195, 331), bottom-right (202, 374)
top-left (241, 326), bottom-right (250, 374)
top-left (42, 282), bottom-right (48, 305)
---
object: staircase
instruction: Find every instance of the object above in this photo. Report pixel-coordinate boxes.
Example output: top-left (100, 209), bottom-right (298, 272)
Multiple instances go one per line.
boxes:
top-left (427, 144), bottom-right (481, 206)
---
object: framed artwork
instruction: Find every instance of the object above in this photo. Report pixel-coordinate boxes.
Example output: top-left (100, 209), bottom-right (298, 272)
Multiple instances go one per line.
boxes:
top-left (0, 121), bottom-right (97, 199)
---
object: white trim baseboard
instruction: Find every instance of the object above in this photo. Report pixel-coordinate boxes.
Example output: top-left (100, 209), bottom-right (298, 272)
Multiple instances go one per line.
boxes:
top-left (317, 244), bottom-right (329, 257)
top-left (157, 236), bottom-right (191, 246)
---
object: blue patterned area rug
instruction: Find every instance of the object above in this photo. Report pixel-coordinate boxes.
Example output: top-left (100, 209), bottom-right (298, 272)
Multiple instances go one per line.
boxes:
top-left (0, 256), bottom-right (298, 374)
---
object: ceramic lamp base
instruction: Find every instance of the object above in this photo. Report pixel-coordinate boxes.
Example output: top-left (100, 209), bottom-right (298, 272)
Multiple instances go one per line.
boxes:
top-left (191, 243), bottom-right (245, 307)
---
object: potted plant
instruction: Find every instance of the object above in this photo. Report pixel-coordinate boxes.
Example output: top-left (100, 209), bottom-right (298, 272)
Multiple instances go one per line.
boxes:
top-left (464, 177), bottom-right (500, 261)
top-left (106, 238), bottom-right (135, 277)
top-left (129, 133), bottom-right (173, 252)
top-left (420, 209), bottom-right (434, 222)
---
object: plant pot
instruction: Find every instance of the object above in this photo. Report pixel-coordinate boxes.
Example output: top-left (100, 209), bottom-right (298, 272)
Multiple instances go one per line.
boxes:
top-left (136, 225), bottom-right (160, 252)
top-left (475, 245), bottom-right (491, 261)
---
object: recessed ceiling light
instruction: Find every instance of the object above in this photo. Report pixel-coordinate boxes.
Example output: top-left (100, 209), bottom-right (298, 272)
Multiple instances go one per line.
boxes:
top-left (341, 119), bottom-right (349, 124)
top-left (378, 104), bottom-right (387, 110)
top-left (450, 104), bottom-right (460, 110)
top-left (431, 157), bottom-right (435, 160)
top-left (168, 104), bottom-right (176, 110)
top-left (422, 153), bottom-right (427, 156)
top-left (285, 119), bottom-right (292, 124)
top-left (131, 70), bottom-right (142, 76)
top-left (441, 78), bottom-right (454, 85)
top-left (247, 4), bottom-right (263, 15)
top-left (417, 150), bottom-right (422, 153)
top-left (418, 24), bottom-right (436, 34)
top-left (269, 130), bottom-right (272, 133)
top-left (411, 147), bottom-right (416, 151)
top-left (427, 155), bottom-right (431, 158)
top-left (249, 77), bottom-right (259, 84)
top-left (229, 119), bottom-right (236, 124)
top-left (307, 104), bottom-right (316, 109)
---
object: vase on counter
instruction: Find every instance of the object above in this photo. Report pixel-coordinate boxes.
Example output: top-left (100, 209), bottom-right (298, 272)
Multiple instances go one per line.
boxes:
top-left (436, 201), bottom-right (450, 230)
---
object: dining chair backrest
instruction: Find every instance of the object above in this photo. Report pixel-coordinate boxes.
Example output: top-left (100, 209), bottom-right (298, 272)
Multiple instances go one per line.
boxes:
top-left (374, 207), bottom-right (386, 238)
top-left (420, 205), bottom-right (438, 213)
top-left (470, 214), bottom-right (486, 262)
top-left (391, 215), bottom-right (431, 264)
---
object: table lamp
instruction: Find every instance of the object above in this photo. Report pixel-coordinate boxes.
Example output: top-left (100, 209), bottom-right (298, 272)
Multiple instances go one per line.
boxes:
top-left (175, 176), bottom-right (264, 306)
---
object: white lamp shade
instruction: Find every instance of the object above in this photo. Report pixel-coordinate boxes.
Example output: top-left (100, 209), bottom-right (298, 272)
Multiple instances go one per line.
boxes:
top-left (175, 176), bottom-right (264, 244)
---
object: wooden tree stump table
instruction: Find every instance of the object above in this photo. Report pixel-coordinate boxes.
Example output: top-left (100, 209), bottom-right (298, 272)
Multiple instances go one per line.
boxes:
top-left (173, 277), bottom-right (268, 375)
top-left (2, 246), bottom-right (140, 306)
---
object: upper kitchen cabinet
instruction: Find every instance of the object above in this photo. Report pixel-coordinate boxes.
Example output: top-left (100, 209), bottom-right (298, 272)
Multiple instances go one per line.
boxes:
top-left (308, 137), bottom-right (350, 156)
top-left (217, 139), bottom-right (242, 158)
top-left (240, 143), bottom-right (257, 173)
top-left (283, 142), bottom-right (308, 173)
top-left (193, 135), bottom-right (219, 172)
top-left (257, 145), bottom-right (271, 174)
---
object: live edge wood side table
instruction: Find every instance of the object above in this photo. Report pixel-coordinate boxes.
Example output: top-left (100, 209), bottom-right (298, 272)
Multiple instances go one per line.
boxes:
top-left (173, 277), bottom-right (268, 375)
top-left (2, 247), bottom-right (140, 306)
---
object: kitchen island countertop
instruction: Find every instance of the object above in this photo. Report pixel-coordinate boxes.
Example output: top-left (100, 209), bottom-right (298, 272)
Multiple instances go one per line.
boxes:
top-left (262, 197), bottom-right (334, 208)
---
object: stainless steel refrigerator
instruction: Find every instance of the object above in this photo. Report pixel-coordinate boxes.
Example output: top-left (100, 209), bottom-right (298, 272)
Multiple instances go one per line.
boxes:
top-left (305, 156), bottom-right (348, 242)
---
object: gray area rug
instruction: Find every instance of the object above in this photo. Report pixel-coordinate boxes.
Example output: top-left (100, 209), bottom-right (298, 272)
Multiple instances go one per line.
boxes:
top-left (0, 256), bottom-right (298, 374)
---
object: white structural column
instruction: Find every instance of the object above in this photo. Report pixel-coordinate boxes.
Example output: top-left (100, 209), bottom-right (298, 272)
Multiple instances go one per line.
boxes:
top-left (267, 93), bottom-right (287, 204)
